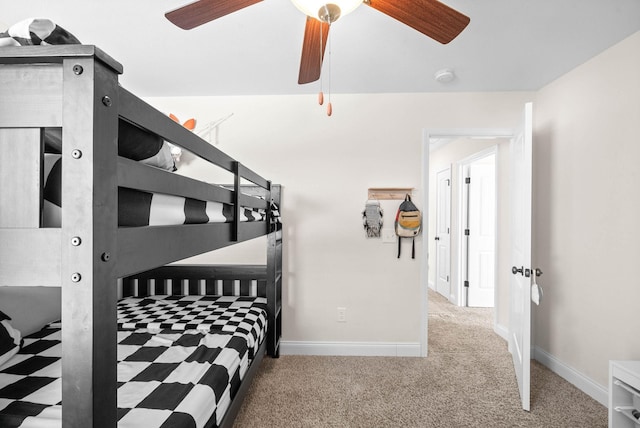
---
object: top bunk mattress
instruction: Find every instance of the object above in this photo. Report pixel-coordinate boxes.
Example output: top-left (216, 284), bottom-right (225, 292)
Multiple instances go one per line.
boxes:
top-left (42, 153), bottom-right (275, 228)
top-left (38, 118), bottom-right (280, 229)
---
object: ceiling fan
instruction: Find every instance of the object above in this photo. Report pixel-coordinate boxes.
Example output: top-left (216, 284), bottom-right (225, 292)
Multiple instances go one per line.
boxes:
top-left (165, 0), bottom-right (470, 85)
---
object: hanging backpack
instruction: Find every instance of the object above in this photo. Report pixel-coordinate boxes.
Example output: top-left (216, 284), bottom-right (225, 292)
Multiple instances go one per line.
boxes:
top-left (395, 194), bottom-right (421, 258)
top-left (362, 200), bottom-right (383, 238)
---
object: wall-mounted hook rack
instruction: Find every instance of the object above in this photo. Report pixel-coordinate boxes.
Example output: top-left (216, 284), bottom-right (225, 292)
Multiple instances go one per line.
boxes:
top-left (367, 187), bottom-right (414, 200)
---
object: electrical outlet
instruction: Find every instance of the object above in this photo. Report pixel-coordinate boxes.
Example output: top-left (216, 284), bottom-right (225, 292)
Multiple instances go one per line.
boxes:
top-left (337, 307), bottom-right (346, 323)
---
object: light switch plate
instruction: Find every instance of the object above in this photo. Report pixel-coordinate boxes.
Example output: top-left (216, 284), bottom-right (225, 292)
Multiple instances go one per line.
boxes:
top-left (382, 229), bottom-right (396, 244)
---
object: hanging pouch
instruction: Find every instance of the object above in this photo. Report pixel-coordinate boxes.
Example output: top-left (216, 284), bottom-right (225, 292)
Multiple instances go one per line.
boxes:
top-left (362, 200), bottom-right (383, 238)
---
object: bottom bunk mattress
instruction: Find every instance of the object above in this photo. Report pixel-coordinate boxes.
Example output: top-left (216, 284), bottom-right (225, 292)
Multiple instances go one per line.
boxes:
top-left (0, 296), bottom-right (268, 428)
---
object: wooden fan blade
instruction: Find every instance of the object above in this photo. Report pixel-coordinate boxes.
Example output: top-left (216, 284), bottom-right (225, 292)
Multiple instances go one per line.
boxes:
top-left (298, 17), bottom-right (330, 85)
top-left (366, 0), bottom-right (470, 44)
top-left (166, 0), bottom-right (263, 30)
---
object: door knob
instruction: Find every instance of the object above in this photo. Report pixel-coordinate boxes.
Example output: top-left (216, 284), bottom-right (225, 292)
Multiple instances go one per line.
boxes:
top-left (435, 236), bottom-right (440, 241)
top-left (511, 266), bottom-right (543, 277)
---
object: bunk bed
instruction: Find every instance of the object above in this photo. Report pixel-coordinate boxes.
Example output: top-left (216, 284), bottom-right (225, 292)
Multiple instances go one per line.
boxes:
top-left (0, 44), bottom-right (283, 428)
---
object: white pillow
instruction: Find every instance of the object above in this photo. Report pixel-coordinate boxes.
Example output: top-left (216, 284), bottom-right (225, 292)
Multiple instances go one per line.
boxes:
top-left (140, 141), bottom-right (177, 171)
top-left (0, 311), bottom-right (22, 369)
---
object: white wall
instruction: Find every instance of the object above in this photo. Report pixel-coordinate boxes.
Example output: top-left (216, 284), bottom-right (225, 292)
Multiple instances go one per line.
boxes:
top-left (533, 31), bottom-right (640, 387)
top-left (147, 92), bottom-right (532, 352)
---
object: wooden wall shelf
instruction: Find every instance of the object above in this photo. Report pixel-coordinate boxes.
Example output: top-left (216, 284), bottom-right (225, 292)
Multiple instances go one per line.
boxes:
top-left (368, 187), bottom-right (413, 200)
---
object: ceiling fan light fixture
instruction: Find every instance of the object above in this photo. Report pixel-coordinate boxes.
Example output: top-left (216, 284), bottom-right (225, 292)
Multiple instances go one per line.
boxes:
top-left (291, 0), bottom-right (363, 23)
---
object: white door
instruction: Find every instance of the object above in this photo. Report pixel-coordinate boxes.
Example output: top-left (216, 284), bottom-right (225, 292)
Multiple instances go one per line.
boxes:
top-left (509, 102), bottom-right (533, 411)
top-left (466, 155), bottom-right (496, 307)
top-left (435, 168), bottom-right (451, 299)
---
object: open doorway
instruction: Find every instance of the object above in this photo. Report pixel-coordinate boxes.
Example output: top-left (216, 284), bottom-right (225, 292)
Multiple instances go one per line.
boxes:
top-left (431, 148), bottom-right (498, 308)
top-left (420, 129), bottom-right (513, 357)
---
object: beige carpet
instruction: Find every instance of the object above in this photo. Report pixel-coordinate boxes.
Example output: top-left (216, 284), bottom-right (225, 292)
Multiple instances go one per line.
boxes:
top-left (233, 290), bottom-right (606, 427)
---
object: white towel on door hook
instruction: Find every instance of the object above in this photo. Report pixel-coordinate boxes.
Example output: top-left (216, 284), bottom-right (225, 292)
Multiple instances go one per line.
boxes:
top-left (531, 276), bottom-right (543, 305)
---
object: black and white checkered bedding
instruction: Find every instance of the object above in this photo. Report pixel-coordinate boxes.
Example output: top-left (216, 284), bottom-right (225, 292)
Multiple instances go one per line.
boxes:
top-left (0, 296), bottom-right (267, 428)
top-left (118, 295), bottom-right (267, 359)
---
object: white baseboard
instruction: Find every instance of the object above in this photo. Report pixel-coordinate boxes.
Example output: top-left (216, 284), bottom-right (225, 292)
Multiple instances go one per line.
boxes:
top-left (494, 322), bottom-right (508, 341)
top-left (533, 346), bottom-right (608, 406)
top-left (280, 341), bottom-right (421, 357)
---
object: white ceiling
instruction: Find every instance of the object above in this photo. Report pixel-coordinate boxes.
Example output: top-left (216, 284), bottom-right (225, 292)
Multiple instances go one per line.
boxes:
top-left (2, 0), bottom-right (640, 97)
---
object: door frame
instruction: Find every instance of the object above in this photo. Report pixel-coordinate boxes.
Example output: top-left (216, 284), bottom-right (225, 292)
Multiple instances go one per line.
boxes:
top-left (421, 128), bottom-right (512, 357)
top-left (457, 145), bottom-right (498, 308)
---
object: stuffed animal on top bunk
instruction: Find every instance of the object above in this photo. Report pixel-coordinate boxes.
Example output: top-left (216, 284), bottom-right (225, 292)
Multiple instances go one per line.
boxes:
top-left (169, 114), bottom-right (196, 131)
top-left (168, 114), bottom-right (197, 163)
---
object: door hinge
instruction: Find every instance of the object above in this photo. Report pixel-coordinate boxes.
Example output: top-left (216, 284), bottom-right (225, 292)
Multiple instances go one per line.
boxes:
top-left (464, 229), bottom-right (470, 236)
top-left (465, 177), bottom-right (471, 184)
top-left (464, 280), bottom-right (469, 287)
top-left (446, 275), bottom-right (450, 282)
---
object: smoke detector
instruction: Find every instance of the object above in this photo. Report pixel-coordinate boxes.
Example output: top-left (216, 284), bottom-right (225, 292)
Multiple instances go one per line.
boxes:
top-left (434, 68), bottom-right (455, 83)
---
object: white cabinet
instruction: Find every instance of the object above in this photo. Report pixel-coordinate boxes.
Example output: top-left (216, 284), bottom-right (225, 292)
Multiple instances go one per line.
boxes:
top-left (610, 361), bottom-right (640, 427)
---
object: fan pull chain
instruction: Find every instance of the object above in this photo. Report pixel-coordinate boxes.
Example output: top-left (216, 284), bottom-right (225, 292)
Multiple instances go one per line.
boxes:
top-left (318, 21), bottom-right (324, 106)
top-left (315, 21), bottom-right (332, 116)
top-left (326, 29), bottom-right (332, 117)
